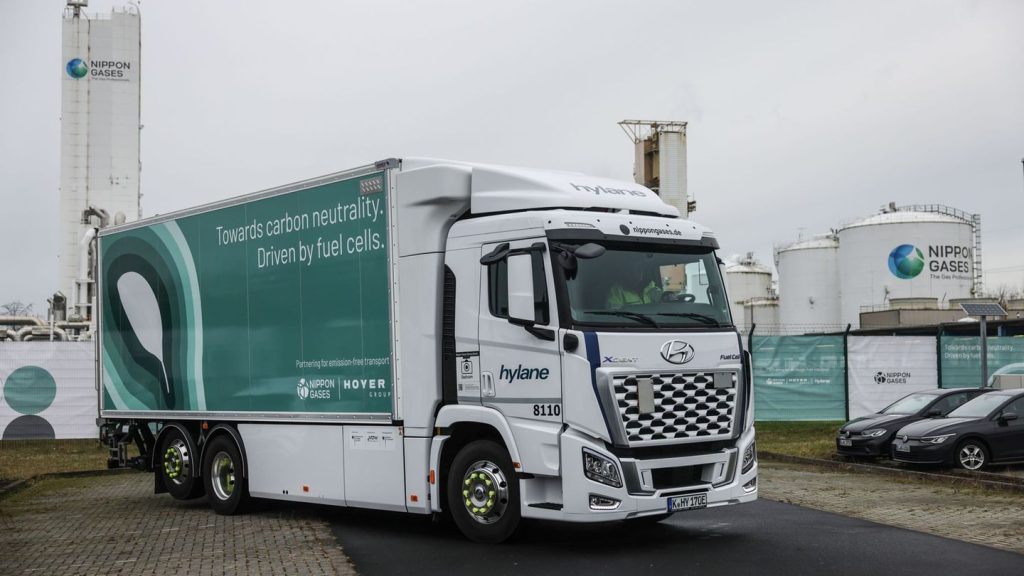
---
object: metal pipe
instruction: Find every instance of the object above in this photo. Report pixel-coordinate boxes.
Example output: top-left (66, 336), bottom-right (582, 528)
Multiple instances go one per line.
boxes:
top-left (2, 329), bottom-right (16, 341)
top-left (0, 316), bottom-right (45, 327)
top-left (56, 321), bottom-right (92, 330)
top-left (14, 326), bottom-right (69, 342)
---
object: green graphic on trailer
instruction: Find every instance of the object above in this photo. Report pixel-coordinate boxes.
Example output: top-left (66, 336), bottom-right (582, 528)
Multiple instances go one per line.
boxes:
top-left (752, 335), bottom-right (847, 421)
top-left (939, 336), bottom-right (1024, 388)
top-left (100, 172), bottom-right (393, 414)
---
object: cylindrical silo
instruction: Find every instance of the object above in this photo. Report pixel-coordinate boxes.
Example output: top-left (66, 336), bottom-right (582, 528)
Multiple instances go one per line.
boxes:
top-left (775, 235), bottom-right (841, 332)
top-left (724, 253), bottom-right (773, 327)
top-left (837, 211), bottom-right (975, 328)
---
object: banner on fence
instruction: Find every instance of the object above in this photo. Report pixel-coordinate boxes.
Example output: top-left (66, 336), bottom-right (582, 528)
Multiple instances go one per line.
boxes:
top-left (847, 336), bottom-right (938, 418)
top-left (752, 335), bottom-right (846, 421)
top-left (940, 336), bottom-right (1024, 388)
top-left (0, 342), bottom-right (97, 440)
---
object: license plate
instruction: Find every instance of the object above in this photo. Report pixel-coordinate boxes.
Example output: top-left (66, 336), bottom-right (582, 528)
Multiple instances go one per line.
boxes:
top-left (896, 442), bottom-right (910, 453)
top-left (668, 493), bottom-right (707, 512)
top-left (839, 438), bottom-right (852, 447)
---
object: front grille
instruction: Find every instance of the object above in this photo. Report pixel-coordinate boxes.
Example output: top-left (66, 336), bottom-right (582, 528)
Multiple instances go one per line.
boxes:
top-left (612, 372), bottom-right (736, 444)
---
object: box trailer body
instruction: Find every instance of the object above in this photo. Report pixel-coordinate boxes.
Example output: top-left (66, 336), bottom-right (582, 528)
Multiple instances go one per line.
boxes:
top-left (98, 158), bottom-right (757, 542)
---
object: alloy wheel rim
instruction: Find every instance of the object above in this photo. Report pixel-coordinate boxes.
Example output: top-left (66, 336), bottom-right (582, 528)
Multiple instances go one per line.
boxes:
top-left (211, 451), bottom-right (236, 500)
top-left (959, 445), bottom-right (984, 470)
top-left (461, 460), bottom-right (509, 525)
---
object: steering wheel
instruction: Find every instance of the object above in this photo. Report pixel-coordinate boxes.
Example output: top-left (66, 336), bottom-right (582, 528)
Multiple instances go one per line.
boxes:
top-left (662, 292), bottom-right (696, 303)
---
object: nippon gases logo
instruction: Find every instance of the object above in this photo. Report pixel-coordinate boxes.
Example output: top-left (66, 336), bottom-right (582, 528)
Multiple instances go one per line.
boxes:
top-left (65, 58), bottom-right (88, 79)
top-left (296, 377), bottom-right (336, 400)
top-left (65, 57), bottom-right (132, 80)
top-left (887, 243), bottom-right (972, 280)
top-left (888, 244), bottom-right (925, 279)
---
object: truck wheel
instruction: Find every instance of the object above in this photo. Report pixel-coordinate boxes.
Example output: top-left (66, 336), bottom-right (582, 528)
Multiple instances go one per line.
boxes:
top-left (956, 440), bottom-right (988, 471)
top-left (159, 427), bottom-right (203, 500)
top-left (447, 440), bottom-right (520, 543)
top-left (203, 435), bottom-right (248, 515)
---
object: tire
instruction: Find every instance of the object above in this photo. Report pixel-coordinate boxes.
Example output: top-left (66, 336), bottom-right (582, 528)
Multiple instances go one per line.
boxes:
top-left (203, 435), bottom-right (248, 515)
top-left (955, 440), bottom-right (988, 471)
top-left (158, 426), bottom-right (204, 500)
top-left (446, 440), bottom-right (521, 543)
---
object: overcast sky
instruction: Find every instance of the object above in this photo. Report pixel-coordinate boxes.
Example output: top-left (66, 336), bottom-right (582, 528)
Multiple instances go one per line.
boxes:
top-left (2, 0), bottom-right (1023, 312)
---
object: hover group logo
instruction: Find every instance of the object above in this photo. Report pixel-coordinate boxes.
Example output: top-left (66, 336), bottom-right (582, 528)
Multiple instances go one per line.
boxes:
top-left (888, 244), bottom-right (925, 279)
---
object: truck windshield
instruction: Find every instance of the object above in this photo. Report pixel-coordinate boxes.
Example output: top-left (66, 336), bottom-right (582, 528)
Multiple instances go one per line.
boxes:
top-left (558, 242), bottom-right (733, 329)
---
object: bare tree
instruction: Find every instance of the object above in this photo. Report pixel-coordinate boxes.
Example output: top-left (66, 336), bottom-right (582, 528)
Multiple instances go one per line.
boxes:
top-left (988, 284), bottom-right (1022, 309)
top-left (0, 301), bottom-right (35, 317)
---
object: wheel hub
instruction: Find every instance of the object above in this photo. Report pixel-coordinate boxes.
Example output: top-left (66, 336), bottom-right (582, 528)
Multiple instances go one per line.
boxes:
top-left (461, 460), bottom-right (509, 525)
top-left (162, 440), bottom-right (191, 485)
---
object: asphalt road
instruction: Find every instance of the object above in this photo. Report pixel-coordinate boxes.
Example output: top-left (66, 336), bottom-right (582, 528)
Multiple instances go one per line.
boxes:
top-left (328, 500), bottom-right (1021, 576)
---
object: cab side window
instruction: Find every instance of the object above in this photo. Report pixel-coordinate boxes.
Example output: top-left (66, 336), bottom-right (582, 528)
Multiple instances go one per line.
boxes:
top-left (488, 260), bottom-right (509, 319)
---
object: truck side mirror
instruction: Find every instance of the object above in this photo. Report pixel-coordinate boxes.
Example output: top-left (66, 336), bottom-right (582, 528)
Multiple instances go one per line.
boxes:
top-left (506, 253), bottom-right (536, 325)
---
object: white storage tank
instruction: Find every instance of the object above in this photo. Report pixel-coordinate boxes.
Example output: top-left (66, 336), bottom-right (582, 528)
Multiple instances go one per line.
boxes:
top-left (837, 210), bottom-right (975, 327)
top-left (741, 298), bottom-right (781, 335)
top-left (724, 253), bottom-right (773, 328)
top-left (775, 235), bottom-right (841, 332)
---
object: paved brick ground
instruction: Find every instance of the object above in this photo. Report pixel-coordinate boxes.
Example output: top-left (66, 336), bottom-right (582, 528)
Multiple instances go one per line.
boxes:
top-left (760, 461), bottom-right (1024, 555)
top-left (0, 472), bottom-right (355, 576)
top-left (3, 464), bottom-right (1021, 574)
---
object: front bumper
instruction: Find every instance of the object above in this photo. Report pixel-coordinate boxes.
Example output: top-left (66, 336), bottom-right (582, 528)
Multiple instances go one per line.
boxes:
top-left (890, 440), bottom-right (955, 465)
top-left (525, 426), bottom-right (757, 522)
top-left (835, 434), bottom-right (891, 457)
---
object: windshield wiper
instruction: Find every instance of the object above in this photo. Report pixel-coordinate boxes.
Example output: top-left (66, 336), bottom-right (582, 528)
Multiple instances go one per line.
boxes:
top-left (655, 312), bottom-right (721, 326)
top-left (584, 310), bottom-right (659, 328)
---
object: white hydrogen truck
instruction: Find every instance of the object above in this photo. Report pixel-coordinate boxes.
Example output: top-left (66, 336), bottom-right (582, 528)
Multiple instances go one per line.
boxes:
top-left (98, 158), bottom-right (757, 542)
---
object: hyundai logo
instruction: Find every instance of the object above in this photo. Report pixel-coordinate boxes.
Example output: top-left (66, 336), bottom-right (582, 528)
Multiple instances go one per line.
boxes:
top-left (660, 340), bottom-right (695, 364)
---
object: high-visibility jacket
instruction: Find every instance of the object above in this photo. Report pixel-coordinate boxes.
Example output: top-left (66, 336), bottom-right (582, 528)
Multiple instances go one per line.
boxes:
top-left (607, 281), bottom-right (661, 308)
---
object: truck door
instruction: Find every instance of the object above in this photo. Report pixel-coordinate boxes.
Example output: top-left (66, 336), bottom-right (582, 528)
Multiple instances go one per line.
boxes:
top-left (477, 239), bottom-right (563, 473)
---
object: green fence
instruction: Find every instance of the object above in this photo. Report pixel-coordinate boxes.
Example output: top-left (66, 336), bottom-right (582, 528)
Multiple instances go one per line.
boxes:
top-left (751, 335), bottom-right (847, 421)
top-left (940, 336), bottom-right (1024, 388)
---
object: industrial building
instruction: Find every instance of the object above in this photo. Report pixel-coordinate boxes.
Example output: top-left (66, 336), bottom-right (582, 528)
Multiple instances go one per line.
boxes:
top-left (58, 0), bottom-right (142, 329)
top-left (775, 203), bottom-right (984, 332)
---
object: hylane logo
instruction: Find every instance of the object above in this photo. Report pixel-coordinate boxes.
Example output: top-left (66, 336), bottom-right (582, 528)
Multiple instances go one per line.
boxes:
top-left (296, 378), bottom-right (310, 399)
top-left (660, 340), bottom-right (695, 365)
top-left (66, 58), bottom-right (88, 79)
top-left (888, 244), bottom-right (925, 279)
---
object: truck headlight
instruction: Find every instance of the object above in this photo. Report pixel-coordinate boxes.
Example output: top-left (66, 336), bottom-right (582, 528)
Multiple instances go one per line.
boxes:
top-left (742, 441), bottom-right (756, 473)
top-left (582, 448), bottom-right (622, 488)
top-left (921, 434), bottom-right (956, 444)
top-left (861, 429), bottom-right (887, 438)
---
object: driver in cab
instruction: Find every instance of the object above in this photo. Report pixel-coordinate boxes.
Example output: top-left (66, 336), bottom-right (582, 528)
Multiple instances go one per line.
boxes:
top-left (607, 262), bottom-right (663, 308)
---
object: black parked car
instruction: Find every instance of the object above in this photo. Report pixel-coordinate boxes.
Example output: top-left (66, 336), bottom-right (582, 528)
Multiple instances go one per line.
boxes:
top-left (835, 388), bottom-right (989, 458)
top-left (891, 388), bottom-right (1024, 470)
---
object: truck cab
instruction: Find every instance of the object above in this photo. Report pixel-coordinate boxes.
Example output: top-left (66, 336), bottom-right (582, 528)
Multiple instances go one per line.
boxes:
top-left (394, 159), bottom-right (757, 541)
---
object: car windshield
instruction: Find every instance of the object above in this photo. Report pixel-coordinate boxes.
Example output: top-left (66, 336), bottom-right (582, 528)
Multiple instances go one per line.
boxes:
top-left (947, 393), bottom-right (1007, 419)
top-left (558, 241), bottom-right (733, 329)
top-left (880, 393), bottom-right (936, 415)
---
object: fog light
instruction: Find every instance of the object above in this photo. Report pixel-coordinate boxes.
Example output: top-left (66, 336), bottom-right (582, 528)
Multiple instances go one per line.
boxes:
top-left (743, 477), bottom-right (757, 492)
top-left (583, 448), bottom-right (622, 488)
top-left (589, 494), bottom-right (621, 510)
top-left (742, 441), bottom-right (756, 473)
